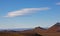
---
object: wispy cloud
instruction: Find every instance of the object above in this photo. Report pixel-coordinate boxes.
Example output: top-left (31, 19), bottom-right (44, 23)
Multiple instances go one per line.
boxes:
top-left (4, 7), bottom-right (50, 17)
top-left (56, 2), bottom-right (60, 5)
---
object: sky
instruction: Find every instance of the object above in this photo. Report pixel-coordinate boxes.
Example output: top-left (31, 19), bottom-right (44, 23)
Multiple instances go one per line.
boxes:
top-left (0, 0), bottom-right (60, 29)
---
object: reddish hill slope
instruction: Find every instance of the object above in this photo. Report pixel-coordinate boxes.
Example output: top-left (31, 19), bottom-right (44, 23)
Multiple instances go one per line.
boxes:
top-left (47, 23), bottom-right (60, 33)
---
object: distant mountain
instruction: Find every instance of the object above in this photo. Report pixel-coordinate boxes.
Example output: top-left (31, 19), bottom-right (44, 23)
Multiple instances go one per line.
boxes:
top-left (10, 28), bottom-right (32, 31)
top-left (0, 28), bottom-right (32, 31)
top-left (0, 23), bottom-right (60, 36)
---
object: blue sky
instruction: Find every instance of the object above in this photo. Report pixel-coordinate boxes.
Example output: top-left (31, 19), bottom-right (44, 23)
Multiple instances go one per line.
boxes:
top-left (0, 0), bottom-right (60, 29)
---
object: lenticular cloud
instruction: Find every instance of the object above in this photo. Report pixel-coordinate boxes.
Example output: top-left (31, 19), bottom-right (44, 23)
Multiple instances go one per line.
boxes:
top-left (4, 7), bottom-right (49, 17)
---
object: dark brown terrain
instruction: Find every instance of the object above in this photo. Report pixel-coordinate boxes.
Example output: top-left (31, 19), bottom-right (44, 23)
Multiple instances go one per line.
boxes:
top-left (0, 23), bottom-right (60, 36)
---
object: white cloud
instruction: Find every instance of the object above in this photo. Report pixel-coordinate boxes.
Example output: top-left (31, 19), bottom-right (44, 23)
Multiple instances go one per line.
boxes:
top-left (56, 2), bottom-right (60, 5)
top-left (4, 7), bottom-right (50, 17)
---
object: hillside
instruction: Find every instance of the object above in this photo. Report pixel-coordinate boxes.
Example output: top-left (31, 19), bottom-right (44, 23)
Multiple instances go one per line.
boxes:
top-left (0, 23), bottom-right (60, 36)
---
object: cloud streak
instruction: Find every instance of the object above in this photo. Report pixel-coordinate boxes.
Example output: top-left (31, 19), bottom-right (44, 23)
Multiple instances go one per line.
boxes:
top-left (56, 2), bottom-right (60, 5)
top-left (4, 7), bottom-right (50, 17)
